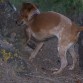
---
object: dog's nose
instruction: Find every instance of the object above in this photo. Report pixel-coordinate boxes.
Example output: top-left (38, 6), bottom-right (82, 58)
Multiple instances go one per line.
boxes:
top-left (16, 20), bottom-right (18, 24)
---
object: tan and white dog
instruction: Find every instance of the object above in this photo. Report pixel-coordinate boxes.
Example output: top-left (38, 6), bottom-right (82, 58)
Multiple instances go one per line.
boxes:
top-left (16, 2), bottom-right (83, 74)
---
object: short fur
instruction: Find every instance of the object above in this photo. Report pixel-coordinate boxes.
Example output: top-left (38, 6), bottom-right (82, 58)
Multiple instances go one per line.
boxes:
top-left (16, 2), bottom-right (83, 74)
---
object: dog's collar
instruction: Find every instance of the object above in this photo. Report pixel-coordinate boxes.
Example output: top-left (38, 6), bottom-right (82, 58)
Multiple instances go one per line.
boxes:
top-left (28, 9), bottom-right (40, 21)
top-left (29, 13), bottom-right (39, 21)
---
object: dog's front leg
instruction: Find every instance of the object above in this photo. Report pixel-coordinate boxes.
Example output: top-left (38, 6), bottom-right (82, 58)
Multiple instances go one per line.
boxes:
top-left (29, 42), bottom-right (44, 61)
top-left (25, 28), bottom-right (31, 44)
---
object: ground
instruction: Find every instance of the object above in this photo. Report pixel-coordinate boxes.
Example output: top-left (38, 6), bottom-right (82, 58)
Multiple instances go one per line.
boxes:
top-left (0, 3), bottom-right (83, 83)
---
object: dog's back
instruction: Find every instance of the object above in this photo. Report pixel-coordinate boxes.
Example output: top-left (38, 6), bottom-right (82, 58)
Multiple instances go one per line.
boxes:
top-left (29, 11), bottom-right (72, 32)
top-left (28, 11), bottom-right (79, 42)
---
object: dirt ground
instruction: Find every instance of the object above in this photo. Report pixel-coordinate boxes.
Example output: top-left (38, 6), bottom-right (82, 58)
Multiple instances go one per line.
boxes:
top-left (0, 3), bottom-right (83, 83)
top-left (0, 34), bottom-right (83, 83)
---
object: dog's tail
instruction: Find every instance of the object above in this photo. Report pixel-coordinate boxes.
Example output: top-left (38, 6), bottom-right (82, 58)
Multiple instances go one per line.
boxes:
top-left (77, 26), bottom-right (83, 32)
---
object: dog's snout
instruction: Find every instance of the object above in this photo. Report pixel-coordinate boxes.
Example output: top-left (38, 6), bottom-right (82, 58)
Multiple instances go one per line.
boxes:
top-left (15, 20), bottom-right (23, 26)
top-left (16, 20), bottom-right (18, 24)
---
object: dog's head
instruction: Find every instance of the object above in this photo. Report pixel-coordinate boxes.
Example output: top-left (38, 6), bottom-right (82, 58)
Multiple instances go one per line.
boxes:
top-left (16, 2), bottom-right (40, 26)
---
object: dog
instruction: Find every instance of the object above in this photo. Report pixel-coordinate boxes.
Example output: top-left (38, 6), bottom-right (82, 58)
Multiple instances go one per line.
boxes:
top-left (16, 2), bottom-right (83, 74)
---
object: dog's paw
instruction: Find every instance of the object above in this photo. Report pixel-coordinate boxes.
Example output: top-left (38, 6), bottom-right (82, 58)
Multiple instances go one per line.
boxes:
top-left (50, 68), bottom-right (58, 71)
top-left (52, 70), bottom-right (61, 75)
top-left (50, 68), bottom-right (60, 75)
top-left (51, 68), bottom-right (63, 75)
top-left (69, 66), bottom-right (74, 70)
top-left (29, 56), bottom-right (35, 62)
top-left (29, 57), bottom-right (33, 62)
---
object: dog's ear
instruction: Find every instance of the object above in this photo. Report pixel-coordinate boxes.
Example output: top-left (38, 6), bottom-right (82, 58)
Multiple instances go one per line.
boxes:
top-left (22, 2), bottom-right (35, 11)
top-left (35, 3), bottom-right (39, 8)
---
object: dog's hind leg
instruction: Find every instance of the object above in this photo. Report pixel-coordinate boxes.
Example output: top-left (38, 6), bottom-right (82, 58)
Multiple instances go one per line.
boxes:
top-left (68, 44), bottom-right (77, 70)
top-left (53, 46), bottom-right (68, 74)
